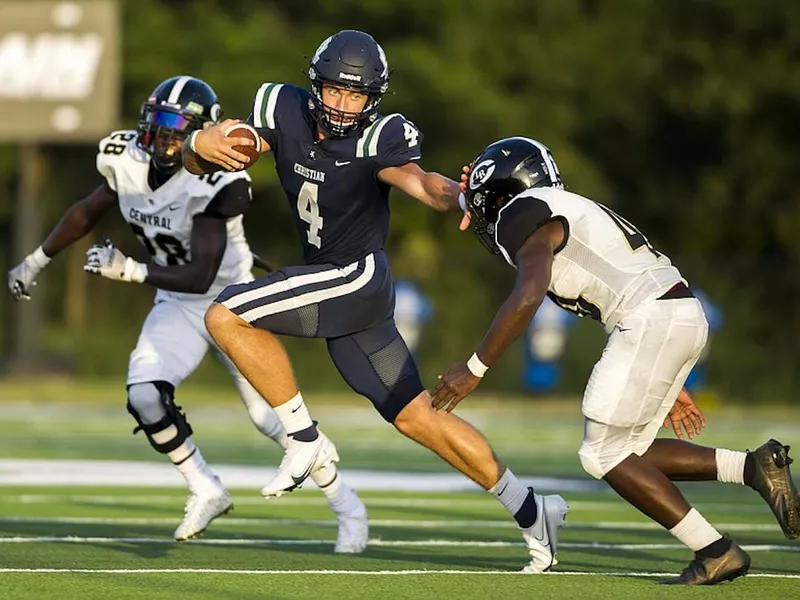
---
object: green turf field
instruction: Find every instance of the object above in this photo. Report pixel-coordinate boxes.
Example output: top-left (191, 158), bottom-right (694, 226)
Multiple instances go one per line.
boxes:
top-left (0, 383), bottom-right (798, 598)
top-left (0, 486), bottom-right (797, 599)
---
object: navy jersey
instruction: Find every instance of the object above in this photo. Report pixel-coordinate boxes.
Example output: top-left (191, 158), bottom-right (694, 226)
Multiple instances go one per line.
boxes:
top-left (247, 84), bottom-right (423, 266)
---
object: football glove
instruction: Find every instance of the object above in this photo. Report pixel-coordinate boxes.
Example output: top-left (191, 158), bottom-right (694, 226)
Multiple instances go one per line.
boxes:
top-left (8, 246), bottom-right (51, 301)
top-left (84, 239), bottom-right (148, 283)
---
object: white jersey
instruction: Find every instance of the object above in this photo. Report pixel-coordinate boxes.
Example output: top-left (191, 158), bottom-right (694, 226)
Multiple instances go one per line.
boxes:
top-left (96, 130), bottom-right (254, 304)
top-left (495, 187), bottom-right (685, 331)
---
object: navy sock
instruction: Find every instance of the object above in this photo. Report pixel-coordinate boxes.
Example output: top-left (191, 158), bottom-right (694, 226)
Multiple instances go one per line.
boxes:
top-left (513, 490), bottom-right (539, 528)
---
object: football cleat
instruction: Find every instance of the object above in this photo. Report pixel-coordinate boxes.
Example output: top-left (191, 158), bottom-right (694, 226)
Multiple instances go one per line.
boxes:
top-left (748, 439), bottom-right (800, 539)
top-left (334, 504), bottom-right (369, 554)
top-left (660, 536), bottom-right (750, 585)
top-left (174, 484), bottom-right (233, 541)
top-left (520, 492), bottom-right (570, 573)
top-left (261, 430), bottom-right (340, 497)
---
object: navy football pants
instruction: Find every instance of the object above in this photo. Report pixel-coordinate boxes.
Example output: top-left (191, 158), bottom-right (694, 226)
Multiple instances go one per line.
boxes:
top-left (215, 251), bottom-right (424, 422)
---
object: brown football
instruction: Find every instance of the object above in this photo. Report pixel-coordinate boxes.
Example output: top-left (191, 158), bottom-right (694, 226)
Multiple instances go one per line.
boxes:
top-left (224, 122), bottom-right (261, 168)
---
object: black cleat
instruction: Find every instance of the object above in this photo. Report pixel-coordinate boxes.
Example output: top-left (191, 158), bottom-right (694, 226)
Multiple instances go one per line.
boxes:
top-left (749, 438), bottom-right (800, 540)
top-left (660, 538), bottom-right (750, 585)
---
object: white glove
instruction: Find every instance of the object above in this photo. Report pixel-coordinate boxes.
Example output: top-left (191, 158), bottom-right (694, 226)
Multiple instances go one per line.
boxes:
top-left (8, 246), bottom-right (51, 300)
top-left (84, 239), bottom-right (148, 283)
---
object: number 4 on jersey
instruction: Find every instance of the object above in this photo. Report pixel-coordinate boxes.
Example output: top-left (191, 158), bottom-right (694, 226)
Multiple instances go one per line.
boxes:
top-left (298, 181), bottom-right (324, 248)
top-left (403, 122), bottom-right (419, 148)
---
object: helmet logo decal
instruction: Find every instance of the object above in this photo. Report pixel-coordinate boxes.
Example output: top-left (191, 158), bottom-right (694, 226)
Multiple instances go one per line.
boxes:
top-left (469, 159), bottom-right (496, 190)
top-left (338, 72), bottom-right (362, 82)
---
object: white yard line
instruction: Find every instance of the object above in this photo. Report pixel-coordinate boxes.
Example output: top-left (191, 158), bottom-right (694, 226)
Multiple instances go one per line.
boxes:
top-left (0, 515), bottom-right (780, 532)
top-left (0, 536), bottom-right (797, 553)
top-left (0, 567), bottom-right (797, 578)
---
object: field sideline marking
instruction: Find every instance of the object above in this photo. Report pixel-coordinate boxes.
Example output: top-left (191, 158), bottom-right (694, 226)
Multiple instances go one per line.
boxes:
top-left (0, 536), bottom-right (797, 553)
top-left (0, 515), bottom-right (780, 532)
top-left (0, 568), bottom-right (797, 578)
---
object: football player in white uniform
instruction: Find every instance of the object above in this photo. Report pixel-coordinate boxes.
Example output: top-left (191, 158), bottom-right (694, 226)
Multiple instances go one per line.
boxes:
top-left (7, 76), bottom-right (368, 552)
top-left (433, 137), bottom-right (799, 584)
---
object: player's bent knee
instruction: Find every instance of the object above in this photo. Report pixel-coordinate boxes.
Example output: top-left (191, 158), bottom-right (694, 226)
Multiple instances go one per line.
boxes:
top-left (579, 440), bottom-right (635, 480)
top-left (578, 442), bottom-right (611, 480)
top-left (126, 381), bottom-right (194, 456)
top-left (204, 302), bottom-right (243, 338)
top-left (392, 392), bottom-right (437, 442)
top-left (127, 382), bottom-right (165, 424)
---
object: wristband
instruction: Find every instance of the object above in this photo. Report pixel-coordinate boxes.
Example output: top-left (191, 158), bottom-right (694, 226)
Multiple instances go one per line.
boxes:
top-left (466, 352), bottom-right (489, 378)
top-left (31, 246), bottom-right (52, 269)
top-left (123, 258), bottom-right (148, 283)
top-left (188, 130), bottom-right (199, 153)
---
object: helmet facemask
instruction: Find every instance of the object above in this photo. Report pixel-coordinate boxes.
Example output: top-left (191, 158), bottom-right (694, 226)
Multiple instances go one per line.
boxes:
top-left (308, 72), bottom-right (384, 138)
top-left (137, 104), bottom-right (207, 173)
top-left (468, 181), bottom-right (521, 255)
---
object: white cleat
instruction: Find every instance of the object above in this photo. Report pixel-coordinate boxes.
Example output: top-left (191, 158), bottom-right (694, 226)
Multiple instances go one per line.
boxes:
top-left (261, 431), bottom-right (340, 498)
top-left (174, 485), bottom-right (233, 541)
top-left (520, 493), bottom-right (570, 573)
top-left (334, 504), bottom-right (369, 554)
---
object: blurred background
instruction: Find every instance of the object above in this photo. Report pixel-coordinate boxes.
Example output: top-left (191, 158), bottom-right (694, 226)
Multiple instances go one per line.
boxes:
top-left (1, 0), bottom-right (799, 451)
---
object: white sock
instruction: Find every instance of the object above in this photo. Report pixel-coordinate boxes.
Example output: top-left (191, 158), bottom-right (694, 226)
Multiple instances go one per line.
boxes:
top-left (273, 392), bottom-right (314, 436)
top-left (488, 468), bottom-right (530, 518)
top-left (247, 399), bottom-right (289, 449)
top-left (153, 428), bottom-right (216, 493)
top-left (716, 449), bottom-right (747, 485)
top-left (312, 463), bottom-right (361, 516)
top-left (669, 508), bottom-right (722, 551)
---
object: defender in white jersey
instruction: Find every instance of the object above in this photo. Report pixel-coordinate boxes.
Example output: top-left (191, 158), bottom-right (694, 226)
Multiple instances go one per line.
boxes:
top-left (7, 76), bottom-right (368, 552)
top-left (432, 138), bottom-right (799, 585)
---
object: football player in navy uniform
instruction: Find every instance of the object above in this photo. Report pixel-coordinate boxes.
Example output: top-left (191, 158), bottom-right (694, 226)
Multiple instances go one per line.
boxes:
top-left (433, 136), bottom-right (800, 584)
top-left (183, 31), bottom-right (568, 571)
top-left (8, 76), bottom-right (367, 552)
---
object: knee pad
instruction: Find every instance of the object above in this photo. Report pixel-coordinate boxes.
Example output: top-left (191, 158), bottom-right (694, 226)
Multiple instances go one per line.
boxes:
top-left (126, 381), bottom-right (193, 455)
top-left (127, 382), bottom-right (166, 424)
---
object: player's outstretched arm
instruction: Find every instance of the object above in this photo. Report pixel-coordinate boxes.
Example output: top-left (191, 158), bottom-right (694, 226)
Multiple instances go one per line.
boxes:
top-left (378, 162), bottom-right (465, 213)
top-left (142, 215), bottom-right (228, 294)
top-left (8, 182), bottom-right (117, 300)
top-left (431, 221), bottom-right (563, 413)
top-left (42, 182), bottom-right (118, 257)
top-left (134, 178), bottom-right (250, 294)
top-left (84, 214), bottom-right (228, 293)
top-left (182, 119), bottom-right (266, 175)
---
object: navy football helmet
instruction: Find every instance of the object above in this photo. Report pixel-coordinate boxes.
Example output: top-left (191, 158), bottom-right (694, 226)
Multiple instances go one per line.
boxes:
top-left (307, 30), bottom-right (390, 138)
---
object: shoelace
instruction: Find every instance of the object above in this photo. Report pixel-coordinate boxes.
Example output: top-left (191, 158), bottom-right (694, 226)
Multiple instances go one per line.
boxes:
top-left (680, 554), bottom-right (707, 579)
